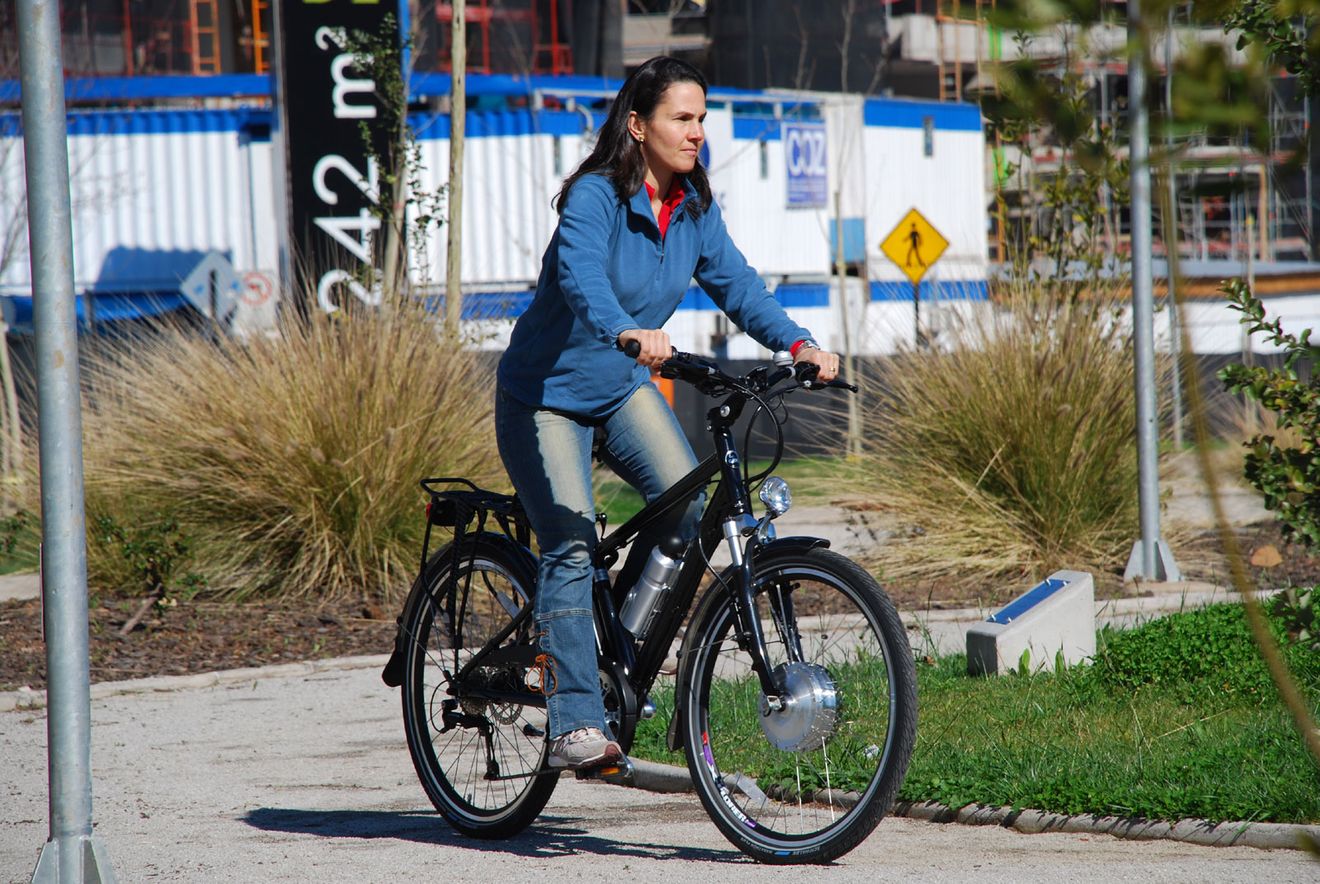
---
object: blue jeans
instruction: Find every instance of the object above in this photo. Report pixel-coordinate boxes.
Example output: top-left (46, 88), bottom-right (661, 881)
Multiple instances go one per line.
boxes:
top-left (495, 382), bottom-right (702, 739)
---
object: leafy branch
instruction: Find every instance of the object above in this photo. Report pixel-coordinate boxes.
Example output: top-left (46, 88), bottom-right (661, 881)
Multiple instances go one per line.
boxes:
top-left (1219, 278), bottom-right (1320, 548)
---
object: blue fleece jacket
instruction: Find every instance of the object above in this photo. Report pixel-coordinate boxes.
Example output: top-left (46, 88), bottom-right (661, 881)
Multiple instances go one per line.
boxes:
top-left (498, 172), bottom-right (813, 418)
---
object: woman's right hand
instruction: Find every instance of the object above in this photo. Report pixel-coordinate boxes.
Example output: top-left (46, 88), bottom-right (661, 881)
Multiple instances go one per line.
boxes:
top-left (618, 328), bottom-right (672, 370)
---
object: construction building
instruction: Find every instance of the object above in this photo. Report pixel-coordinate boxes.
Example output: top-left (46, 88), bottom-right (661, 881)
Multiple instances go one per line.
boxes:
top-left (3, 1), bottom-right (1313, 272)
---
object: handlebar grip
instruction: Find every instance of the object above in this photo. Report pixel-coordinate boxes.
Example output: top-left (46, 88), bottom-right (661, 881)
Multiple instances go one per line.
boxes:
top-left (794, 360), bottom-right (857, 392)
top-left (619, 339), bottom-right (680, 361)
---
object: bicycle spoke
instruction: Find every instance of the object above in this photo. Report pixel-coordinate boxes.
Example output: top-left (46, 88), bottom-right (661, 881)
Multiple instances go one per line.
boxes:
top-left (684, 551), bottom-right (916, 862)
top-left (402, 543), bottom-right (558, 836)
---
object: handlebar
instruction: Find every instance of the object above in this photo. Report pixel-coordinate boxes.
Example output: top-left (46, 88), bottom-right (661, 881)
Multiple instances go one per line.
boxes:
top-left (618, 338), bottom-right (857, 395)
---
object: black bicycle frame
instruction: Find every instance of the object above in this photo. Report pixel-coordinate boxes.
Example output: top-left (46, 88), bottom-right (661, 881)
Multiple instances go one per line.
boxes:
top-left (589, 387), bottom-right (785, 705)
top-left (448, 385), bottom-right (788, 714)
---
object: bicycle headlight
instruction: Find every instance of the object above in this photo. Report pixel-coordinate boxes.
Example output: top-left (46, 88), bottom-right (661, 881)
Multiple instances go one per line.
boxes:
top-left (758, 476), bottom-right (792, 517)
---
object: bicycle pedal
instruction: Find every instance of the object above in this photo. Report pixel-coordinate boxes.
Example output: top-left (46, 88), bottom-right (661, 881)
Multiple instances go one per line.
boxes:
top-left (574, 757), bottom-right (635, 786)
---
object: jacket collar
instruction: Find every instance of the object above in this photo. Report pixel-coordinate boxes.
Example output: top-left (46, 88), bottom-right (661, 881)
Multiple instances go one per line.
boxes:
top-left (628, 175), bottom-right (697, 233)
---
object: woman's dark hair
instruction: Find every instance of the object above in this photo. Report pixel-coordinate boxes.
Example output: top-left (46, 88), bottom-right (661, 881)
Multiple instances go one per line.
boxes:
top-left (554, 56), bottom-right (713, 216)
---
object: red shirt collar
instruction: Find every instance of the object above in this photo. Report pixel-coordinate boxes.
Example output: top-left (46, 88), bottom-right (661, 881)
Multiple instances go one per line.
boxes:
top-left (644, 178), bottom-right (686, 239)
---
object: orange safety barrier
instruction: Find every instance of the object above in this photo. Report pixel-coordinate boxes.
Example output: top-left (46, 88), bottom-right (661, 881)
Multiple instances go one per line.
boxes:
top-left (650, 370), bottom-right (674, 407)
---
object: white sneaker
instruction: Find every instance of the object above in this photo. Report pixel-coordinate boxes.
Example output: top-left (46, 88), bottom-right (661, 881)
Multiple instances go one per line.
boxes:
top-left (547, 727), bottom-right (624, 770)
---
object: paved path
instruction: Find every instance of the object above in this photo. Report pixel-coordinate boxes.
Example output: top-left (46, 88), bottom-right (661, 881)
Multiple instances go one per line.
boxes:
top-left (3, 663), bottom-right (1315, 883)
top-left (0, 572), bottom-right (37, 605)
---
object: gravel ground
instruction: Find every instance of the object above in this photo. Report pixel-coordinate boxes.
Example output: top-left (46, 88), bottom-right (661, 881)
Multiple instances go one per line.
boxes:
top-left (3, 663), bottom-right (1316, 883)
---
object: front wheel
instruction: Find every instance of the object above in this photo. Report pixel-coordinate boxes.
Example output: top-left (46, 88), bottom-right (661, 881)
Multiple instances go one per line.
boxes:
top-left (680, 547), bottom-right (917, 864)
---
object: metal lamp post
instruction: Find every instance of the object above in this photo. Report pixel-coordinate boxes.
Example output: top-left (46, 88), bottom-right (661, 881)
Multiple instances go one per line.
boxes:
top-left (16, 0), bottom-right (118, 880)
top-left (1124, 0), bottom-right (1181, 584)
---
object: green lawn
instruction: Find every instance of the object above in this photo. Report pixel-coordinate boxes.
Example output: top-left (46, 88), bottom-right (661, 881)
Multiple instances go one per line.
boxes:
top-left (0, 511), bottom-right (38, 575)
top-left (629, 602), bottom-right (1320, 825)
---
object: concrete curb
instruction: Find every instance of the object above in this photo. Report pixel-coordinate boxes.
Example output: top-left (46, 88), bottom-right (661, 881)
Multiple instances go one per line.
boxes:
top-left (0, 653), bottom-right (392, 713)
top-left (892, 800), bottom-right (1320, 852)
top-left (630, 759), bottom-right (1319, 852)
top-left (629, 758), bottom-right (697, 793)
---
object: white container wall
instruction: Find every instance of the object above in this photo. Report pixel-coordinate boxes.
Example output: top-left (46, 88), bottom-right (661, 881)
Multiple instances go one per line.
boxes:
top-left (0, 110), bottom-right (279, 291)
top-left (410, 108), bottom-right (594, 289)
top-left (0, 87), bottom-right (998, 354)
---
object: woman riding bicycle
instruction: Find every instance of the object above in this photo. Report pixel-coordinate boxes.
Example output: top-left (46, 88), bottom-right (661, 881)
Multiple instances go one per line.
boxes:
top-left (495, 55), bottom-right (840, 771)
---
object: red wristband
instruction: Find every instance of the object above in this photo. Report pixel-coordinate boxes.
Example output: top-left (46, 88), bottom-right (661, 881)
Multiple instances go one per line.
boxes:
top-left (790, 338), bottom-right (814, 357)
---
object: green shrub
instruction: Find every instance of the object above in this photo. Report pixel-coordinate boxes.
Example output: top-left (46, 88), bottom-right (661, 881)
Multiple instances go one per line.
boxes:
top-left (1269, 586), bottom-right (1320, 652)
top-left (93, 513), bottom-right (205, 600)
top-left (1219, 278), bottom-right (1320, 548)
top-left (75, 304), bottom-right (503, 601)
top-left (859, 290), bottom-right (1146, 592)
top-left (1092, 602), bottom-right (1320, 702)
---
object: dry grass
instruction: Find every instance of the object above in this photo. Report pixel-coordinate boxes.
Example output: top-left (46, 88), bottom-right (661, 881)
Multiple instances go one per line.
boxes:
top-left (859, 288), bottom-right (1147, 597)
top-left (74, 303), bottom-right (502, 601)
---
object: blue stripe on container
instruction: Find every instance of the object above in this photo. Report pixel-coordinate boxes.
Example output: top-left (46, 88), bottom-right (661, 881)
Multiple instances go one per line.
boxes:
top-left (0, 72), bottom-right (614, 105)
top-left (732, 117), bottom-right (781, 141)
top-left (460, 291), bottom-right (536, 320)
top-left (863, 99), bottom-right (982, 131)
top-left (420, 291), bottom-right (538, 321)
top-left (675, 283), bottom-right (832, 311)
top-left (443, 280), bottom-right (988, 320)
top-left (409, 108), bottom-right (605, 139)
top-left (0, 107), bottom-right (600, 139)
top-left (988, 577), bottom-right (1070, 625)
top-left (677, 287), bottom-right (719, 312)
top-left (0, 74), bottom-right (271, 104)
top-left (775, 283), bottom-right (829, 308)
top-left (1, 291), bottom-right (191, 332)
top-left (0, 72), bottom-right (847, 109)
top-left (0, 108), bottom-right (272, 137)
top-left (871, 279), bottom-right (989, 301)
top-left (410, 71), bottom-right (626, 100)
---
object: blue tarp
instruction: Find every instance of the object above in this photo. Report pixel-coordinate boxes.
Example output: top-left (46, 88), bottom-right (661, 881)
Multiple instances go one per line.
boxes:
top-left (1, 291), bottom-right (191, 334)
top-left (0, 247), bottom-right (234, 335)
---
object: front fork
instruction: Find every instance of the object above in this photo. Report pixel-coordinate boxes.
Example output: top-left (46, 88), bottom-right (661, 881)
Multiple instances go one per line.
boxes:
top-left (721, 515), bottom-right (794, 706)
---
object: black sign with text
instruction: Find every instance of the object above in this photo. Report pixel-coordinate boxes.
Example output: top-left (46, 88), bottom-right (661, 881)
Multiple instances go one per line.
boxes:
top-left (276, 0), bottom-right (398, 314)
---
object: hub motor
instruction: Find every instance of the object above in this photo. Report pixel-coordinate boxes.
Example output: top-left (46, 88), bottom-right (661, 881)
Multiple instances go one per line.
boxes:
top-left (758, 662), bottom-right (839, 752)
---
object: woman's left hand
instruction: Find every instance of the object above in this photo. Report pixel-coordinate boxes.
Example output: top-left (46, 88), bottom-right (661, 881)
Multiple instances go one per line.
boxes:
top-left (794, 345), bottom-right (841, 382)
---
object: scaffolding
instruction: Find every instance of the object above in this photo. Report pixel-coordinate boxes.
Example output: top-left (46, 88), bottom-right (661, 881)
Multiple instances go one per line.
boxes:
top-left (940, 1), bottom-right (1318, 265)
top-left (435, 0), bottom-right (573, 76)
top-left (189, 0), bottom-right (220, 75)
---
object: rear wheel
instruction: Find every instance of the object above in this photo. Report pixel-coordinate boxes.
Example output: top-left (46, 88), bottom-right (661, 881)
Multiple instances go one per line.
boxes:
top-left (681, 547), bottom-right (917, 864)
top-left (400, 534), bottom-right (557, 838)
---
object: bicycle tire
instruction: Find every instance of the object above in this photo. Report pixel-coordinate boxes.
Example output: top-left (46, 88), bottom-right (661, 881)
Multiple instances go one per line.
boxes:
top-left (400, 532), bottom-right (558, 838)
top-left (680, 547), bottom-right (917, 864)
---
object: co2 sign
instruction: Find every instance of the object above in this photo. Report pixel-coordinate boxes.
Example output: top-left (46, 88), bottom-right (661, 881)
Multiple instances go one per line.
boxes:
top-left (783, 122), bottom-right (828, 209)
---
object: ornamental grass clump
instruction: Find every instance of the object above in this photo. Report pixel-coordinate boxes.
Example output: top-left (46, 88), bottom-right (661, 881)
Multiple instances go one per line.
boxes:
top-left (859, 288), bottom-right (1143, 594)
top-left (77, 303), bottom-right (502, 602)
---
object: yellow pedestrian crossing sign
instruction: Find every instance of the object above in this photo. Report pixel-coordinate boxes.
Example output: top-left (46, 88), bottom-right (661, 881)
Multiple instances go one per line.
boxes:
top-left (880, 208), bottom-right (948, 284)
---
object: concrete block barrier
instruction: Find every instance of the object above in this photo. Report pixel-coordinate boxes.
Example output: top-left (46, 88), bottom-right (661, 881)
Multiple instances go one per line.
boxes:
top-left (966, 570), bottom-right (1096, 675)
